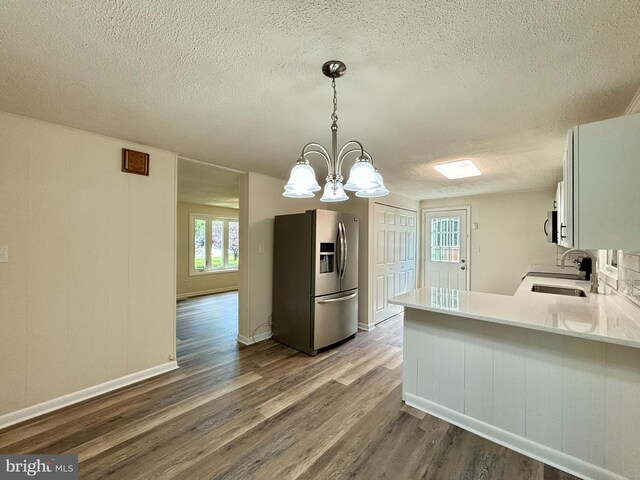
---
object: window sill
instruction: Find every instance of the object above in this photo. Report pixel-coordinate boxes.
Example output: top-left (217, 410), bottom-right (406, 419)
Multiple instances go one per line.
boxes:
top-left (189, 268), bottom-right (239, 277)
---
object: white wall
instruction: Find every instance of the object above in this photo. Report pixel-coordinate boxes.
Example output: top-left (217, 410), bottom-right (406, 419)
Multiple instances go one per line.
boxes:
top-left (0, 112), bottom-right (177, 417)
top-left (176, 202), bottom-right (239, 297)
top-left (421, 189), bottom-right (557, 295)
top-left (238, 172), bottom-right (322, 341)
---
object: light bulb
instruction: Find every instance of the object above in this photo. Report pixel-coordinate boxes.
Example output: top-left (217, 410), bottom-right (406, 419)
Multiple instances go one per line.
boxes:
top-left (284, 162), bottom-right (321, 193)
top-left (355, 172), bottom-right (389, 197)
top-left (320, 181), bottom-right (349, 202)
top-left (344, 158), bottom-right (379, 191)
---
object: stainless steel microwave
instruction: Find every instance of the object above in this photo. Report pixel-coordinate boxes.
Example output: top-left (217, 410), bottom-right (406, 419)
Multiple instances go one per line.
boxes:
top-left (545, 210), bottom-right (558, 243)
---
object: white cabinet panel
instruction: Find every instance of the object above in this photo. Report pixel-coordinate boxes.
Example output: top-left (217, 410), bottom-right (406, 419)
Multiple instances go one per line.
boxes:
top-left (561, 113), bottom-right (640, 250)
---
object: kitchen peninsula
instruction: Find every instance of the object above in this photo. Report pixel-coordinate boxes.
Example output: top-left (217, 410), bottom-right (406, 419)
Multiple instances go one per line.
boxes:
top-left (390, 276), bottom-right (640, 480)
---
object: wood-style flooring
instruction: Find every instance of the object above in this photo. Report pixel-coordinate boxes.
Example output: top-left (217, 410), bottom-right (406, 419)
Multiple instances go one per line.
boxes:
top-left (0, 292), bottom-right (579, 479)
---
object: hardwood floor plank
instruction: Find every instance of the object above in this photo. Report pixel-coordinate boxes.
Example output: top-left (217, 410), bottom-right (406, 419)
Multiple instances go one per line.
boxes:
top-left (0, 293), bottom-right (580, 480)
top-left (68, 371), bottom-right (261, 462)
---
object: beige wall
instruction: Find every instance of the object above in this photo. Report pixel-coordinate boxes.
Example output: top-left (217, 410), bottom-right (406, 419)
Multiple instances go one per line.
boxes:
top-left (0, 112), bottom-right (177, 417)
top-left (176, 202), bottom-right (239, 296)
top-left (238, 172), bottom-right (322, 341)
top-left (421, 189), bottom-right (557, 295)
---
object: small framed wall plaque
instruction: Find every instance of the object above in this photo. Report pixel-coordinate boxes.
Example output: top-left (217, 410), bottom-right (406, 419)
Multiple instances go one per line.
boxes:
top-left (122, 148), bottom-right (150, 176)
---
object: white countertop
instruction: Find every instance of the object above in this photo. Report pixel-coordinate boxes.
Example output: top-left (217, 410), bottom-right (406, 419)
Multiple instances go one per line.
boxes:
top-left (389, 275), bottom-right (640, 349)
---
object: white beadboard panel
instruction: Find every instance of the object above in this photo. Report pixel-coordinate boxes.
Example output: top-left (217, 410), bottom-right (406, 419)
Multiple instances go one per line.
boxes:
top-left (0, 125), bottom-right (29, 416)
top-left (413, 315), bottom-right (438, 401)
top-left (435, 315), bottom-right (465, 412)
top-left (491, 326), bottom-right (526, 436)
top-left (464, 321), bottom-right (494, 423)
top-left (127, 154), bottom-right (176, 373)
top-left (604, 344), bottom-right (640, 479)
top-left (0, 112), bottom-right (177, 418)
top-left (26, 127), bottom-right (72, 405)
top-left (67, 135), bottom-right (106, 393)
top-left (404, 306), bottom-right (640, 480)
top-left (90, 138), bottom-right (121, 381)
top-left (102, 148), bottom-right (131, 380)
top-left (525, 330), bottom-right (564, 451)
top-left (403, 317), bottom-right (417, 397)
top-left (561, 336), bottom-right (606, 467)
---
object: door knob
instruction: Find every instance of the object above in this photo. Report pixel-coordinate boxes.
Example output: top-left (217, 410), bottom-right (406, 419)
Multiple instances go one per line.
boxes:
top-left (461, 259), bottom-right (466, 263)
top-left (460, 265), bottom-right (466, 270)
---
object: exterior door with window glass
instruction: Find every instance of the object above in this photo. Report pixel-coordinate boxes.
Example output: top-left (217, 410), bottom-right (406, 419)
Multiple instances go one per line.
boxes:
top-left (423, 209), bottom-right (468, 290)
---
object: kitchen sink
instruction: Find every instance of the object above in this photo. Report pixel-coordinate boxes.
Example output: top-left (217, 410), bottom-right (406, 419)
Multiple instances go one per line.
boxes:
top-left (531, 284), bottom-right (588, 297)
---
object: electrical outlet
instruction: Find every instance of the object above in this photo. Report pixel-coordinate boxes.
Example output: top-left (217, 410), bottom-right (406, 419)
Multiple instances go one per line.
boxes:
top-left (0, 245), bottom-right (8, 263)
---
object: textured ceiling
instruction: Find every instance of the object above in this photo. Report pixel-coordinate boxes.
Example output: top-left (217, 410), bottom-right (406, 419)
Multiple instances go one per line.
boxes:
top-left (1, 1), bottom-right (638, 199)
top-left (178, 160), bottom-right (240, 209)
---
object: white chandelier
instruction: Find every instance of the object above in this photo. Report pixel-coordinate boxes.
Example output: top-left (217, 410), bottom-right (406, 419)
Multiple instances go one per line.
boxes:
top-left (283, 61), bottom-right (388, 202)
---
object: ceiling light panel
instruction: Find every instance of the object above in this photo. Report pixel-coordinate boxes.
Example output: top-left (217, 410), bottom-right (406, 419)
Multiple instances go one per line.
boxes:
top-left (434, 160), bottom-right (481, 179)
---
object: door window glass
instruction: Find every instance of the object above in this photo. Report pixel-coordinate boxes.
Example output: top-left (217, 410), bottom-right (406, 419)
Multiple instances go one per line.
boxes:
top-left (430, 217), bottom-right (460, 262)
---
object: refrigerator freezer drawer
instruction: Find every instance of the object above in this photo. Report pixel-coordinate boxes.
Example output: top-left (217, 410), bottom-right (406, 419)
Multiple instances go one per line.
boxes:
top-left (313, 290), bottom-right (358, 350)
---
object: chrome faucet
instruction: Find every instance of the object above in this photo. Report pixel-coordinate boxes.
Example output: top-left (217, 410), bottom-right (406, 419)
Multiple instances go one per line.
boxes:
top-left (560, 249), bottom-right (598, 294)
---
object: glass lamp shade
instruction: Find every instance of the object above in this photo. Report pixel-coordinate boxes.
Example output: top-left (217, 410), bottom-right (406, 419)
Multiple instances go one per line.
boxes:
top-left (355, 173), bottom-right (389, 198)
top-left (344, 159), bottom-right (379, 191)
top-left (284, 162), bottom-right (321, 193)
top-left (282, 187), bottom-right (315, 198)
top-left (320, 181), bottom-right (349, 202)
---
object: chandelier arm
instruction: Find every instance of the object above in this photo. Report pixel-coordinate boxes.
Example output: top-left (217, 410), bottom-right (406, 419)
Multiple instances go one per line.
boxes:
top-left (336, 141), bottom-right (367, 175)
top-left (301, 146), bottom-right (332, 174)
top-left (302, 142), bottom-right (331, 159)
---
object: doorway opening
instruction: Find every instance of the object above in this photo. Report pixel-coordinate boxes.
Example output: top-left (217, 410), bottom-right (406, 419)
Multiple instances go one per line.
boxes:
top-left (176, 158), bottom-right (243, 366)
top-left (422, 207), bottom-right (471, 291)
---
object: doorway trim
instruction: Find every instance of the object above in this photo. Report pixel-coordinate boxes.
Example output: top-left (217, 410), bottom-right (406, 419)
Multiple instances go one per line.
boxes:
top-left (421, 206), bottom-right (471, 291)
top-left (176, 156), bottom-right (246, 351)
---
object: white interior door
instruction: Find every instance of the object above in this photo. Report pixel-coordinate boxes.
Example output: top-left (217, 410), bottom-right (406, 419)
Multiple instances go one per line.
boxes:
top-left (423, 209), bottom-right (469, 290)
top-left (374, 204), bottom-right (417, 324)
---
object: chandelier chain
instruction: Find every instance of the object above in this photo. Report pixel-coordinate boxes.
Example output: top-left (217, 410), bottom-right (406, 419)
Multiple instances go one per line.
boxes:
top-left (331, 78), bottom-right (338, 125)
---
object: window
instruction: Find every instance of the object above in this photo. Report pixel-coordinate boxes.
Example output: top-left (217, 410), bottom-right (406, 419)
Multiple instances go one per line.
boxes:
top-left (190, 214), bottom-right (239, 274)
top-left (430, 217), bottom-right (460, 262)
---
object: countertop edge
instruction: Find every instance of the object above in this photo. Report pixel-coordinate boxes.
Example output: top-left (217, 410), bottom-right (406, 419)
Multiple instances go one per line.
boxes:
top-left (390, 298), bottom-right (640, 350)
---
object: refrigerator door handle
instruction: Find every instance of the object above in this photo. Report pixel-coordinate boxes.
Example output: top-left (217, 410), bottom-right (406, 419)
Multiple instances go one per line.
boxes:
top-left (337, 222), bottom-right (344, 278)
top-left (317, 292), bottom-right (357, 304)
top-left (336, 226), bottom-right (342, 278)
top-left (340, 222), bottom-right (348, 280)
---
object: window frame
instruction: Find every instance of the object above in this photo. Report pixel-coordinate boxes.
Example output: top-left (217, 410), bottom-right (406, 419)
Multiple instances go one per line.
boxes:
top-left (189, 213), bottom-right (239, 276)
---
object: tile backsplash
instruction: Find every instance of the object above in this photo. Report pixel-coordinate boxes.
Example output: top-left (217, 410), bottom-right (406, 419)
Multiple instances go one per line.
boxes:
top-left (557, 246), bottom-right (640, 308)
top-left (617, 251), bottom-right (640, 307)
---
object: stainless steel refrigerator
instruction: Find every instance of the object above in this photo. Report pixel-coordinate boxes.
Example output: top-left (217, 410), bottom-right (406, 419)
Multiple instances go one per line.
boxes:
top-left (272, 209), bottom-right (358, 356)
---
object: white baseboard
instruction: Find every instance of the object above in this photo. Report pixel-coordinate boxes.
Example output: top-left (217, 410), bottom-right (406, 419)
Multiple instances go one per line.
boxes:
top-left (404, 393), bottom-right (626, 480)
top-left (0, 361), bottom-right (178, 430)
top-left (176, 286), bottom-right (238, 300)
top-left (358, 322), bottom-right (375, 332)
top-left (237, 330), bottom-right (273, 345)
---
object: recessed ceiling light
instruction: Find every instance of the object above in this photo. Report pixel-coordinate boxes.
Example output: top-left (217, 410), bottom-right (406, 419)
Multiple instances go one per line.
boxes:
top-left (434, 160), bottom-right (481, 179)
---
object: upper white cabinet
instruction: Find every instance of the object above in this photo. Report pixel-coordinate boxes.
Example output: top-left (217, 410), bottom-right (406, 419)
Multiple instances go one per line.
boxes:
top-left (560, 113), bottom-right (640, 251)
